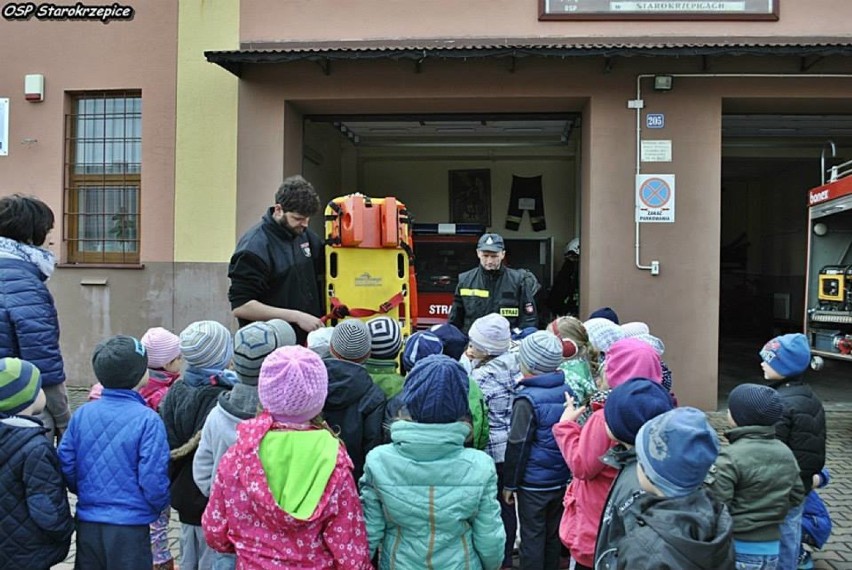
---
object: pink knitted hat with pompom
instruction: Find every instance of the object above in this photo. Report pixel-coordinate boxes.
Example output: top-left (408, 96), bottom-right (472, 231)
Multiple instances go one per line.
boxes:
top-left (259, 346), bottom-right (328, 424)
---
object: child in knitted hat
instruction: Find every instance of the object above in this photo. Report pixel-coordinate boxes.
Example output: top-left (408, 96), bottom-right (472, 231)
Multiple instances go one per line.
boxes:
top-left (593, 379), bottom-right (674, 570)
top-left (0, 357), bottom-right (74, 570)
top-left (504, 330), bottom-right (573, 570)
top-left (553, 337), bottom-right (664, 569)
top-left (618, 407), bottom-right (734, 569)
top-left (361, 354), bottom-right (505, 570)
top-left (194, 320), bottom-right (296, 496)
top-left (138, 326), bottom-right (182, 569)
top-left (87, 326), bottom-right (183, 410)
top-left (307, 326), bottom-right (335, 359)
top-left (385, 329), bottom-right (489, 452)
top-left (203, 346), bottom-right (372, 569)
top-left (759, 332), bottom-right (826, 569)
top-left (322, 318), bottom-right (386, 481)
top-left (364, 316), bottom-right (405, 398)
top-left (59, 336), bottom-right (171, 570)
top-left (159, 320), bottom-right (235, 569)
top-left (464, 313), bottom-right (520, 568)
top-left (707, 383), bottom-right (804, 569)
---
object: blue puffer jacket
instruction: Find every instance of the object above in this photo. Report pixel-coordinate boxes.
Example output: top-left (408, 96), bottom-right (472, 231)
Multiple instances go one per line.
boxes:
top-left (58, 389), bottom-right (170, 525)
top-left (514, 372), bottom-right (573, 489)
top-left (0, 258), bottom-right (65, 386)
top-left (0, 415), bottom-right (73, 570)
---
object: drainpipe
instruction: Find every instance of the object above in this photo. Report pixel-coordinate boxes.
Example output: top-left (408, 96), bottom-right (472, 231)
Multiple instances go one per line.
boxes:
top-left (632, 72), bottom-right (852, 273)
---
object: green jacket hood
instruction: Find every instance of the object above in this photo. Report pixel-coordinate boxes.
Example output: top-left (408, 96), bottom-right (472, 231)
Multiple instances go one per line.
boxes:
top-left (259, 429), bottom-right (341, 520)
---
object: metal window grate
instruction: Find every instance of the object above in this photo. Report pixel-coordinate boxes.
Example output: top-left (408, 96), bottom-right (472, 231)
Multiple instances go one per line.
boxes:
top-left (64, 91), bottom-right (141, 264)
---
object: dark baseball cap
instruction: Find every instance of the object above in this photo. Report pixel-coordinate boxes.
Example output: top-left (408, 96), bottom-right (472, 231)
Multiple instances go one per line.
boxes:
top-left (477, 233), bottom-right (504, 252)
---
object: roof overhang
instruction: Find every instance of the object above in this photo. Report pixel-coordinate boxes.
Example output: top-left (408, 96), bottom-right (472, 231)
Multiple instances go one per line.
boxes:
top-left (205, 37), bottom-right (852, 76)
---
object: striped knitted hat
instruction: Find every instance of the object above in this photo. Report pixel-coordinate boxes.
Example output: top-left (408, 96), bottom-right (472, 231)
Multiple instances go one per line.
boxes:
top-left (140, 327), bottom-right (181, 369)
top-left (0, 358), bottom-right (42, 415)
top-left (367, 316), bottom-right (403, 360)
top-left (180, 320), bottom-right (233, 371)
top-left (233, 322), bottom-right (285, 386)
top-left (330, 319), bottom-right (372, 362)
top-left (518, 331), bottom-right (563, 376)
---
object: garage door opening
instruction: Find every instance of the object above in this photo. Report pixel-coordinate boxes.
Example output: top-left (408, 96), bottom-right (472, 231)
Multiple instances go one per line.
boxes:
top-left (301, 112), bottom-right (582, 326)
top-left (719, 113), bottom-right (852, 401)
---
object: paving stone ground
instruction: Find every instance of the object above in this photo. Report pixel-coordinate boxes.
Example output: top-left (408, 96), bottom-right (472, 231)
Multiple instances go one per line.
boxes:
top-left (52, 388), bottom-right (852, 569)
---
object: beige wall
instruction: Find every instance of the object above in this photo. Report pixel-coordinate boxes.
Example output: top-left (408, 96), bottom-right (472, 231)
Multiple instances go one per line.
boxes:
top-left (240, 0), bottom-right (852, 43)
top-left (0, 1), bottom-right (179, 263)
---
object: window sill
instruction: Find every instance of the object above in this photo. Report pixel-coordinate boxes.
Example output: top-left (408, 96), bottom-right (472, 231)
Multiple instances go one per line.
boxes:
top-left (57, 263), bottom-right (145, 270)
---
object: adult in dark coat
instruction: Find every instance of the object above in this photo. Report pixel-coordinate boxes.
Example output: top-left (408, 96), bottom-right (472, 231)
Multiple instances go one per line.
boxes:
top-left (0, 194), bottom-right (70, 443)
top-left (228, 176), bottom-right (325, 345)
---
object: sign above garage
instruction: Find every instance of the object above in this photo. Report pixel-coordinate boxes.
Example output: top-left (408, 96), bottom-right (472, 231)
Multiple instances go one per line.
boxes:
top-left (540, 0), bottom-right (779, 20)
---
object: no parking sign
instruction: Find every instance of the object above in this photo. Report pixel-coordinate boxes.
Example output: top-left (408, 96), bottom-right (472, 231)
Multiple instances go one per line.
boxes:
top-left (635, 174), bottom-right (675, 223)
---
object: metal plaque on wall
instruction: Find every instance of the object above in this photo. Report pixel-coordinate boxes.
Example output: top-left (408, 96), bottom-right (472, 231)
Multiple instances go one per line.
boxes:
top-left (540, 0), bottom-right (779, 20)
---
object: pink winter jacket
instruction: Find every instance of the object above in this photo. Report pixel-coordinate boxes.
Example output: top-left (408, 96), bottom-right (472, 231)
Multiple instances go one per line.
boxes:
top-left (552, 406), bottom-right (618, 568)
top-left (202, 413), bottom-right (373, 570)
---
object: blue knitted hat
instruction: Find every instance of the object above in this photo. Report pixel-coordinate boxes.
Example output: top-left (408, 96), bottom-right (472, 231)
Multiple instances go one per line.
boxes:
top-left (402, 354), bottom-right (470, 424)
top-left (589, 306), bottom-right (620, 324)
top-left (635, 407), bottom-right (719, 497)
top-left (430, 324), bottom-right (468, 361)
top-left (759, 333), bottom-right (810, 378)
top-left (604, 378), bottom-right (673, 445)
top-left (402, 331), bottom-right (444, 374)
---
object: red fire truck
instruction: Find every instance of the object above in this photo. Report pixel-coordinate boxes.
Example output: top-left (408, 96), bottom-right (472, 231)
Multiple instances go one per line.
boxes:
top-left (805, 157), bottom-right (852, 368)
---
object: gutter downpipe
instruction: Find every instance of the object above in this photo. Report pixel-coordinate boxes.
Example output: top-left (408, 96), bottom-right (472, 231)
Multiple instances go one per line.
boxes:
top-left (633, 72), bottom-right (852, 272)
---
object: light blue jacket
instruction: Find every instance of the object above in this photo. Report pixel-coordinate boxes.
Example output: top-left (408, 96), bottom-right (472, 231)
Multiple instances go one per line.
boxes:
top-left (360, 421), bottom-right (505, 570)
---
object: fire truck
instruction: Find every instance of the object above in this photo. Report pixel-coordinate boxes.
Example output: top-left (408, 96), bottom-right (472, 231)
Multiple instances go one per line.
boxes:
top-left (805, 154), bottom-right (852, 369)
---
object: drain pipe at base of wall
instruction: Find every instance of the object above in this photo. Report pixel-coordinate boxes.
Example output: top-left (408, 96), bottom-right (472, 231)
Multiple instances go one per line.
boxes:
top-left (630, 72), bottom-right (852, 274)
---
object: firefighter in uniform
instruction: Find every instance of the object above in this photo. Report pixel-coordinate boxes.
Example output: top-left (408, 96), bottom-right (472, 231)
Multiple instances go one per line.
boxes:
top-left (449, 233), bottom-right (539, 334)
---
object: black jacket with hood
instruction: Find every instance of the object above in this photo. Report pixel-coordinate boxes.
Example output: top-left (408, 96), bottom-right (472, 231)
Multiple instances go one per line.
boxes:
top-left (322, 358), bottom-right (386, 481)
top-left (772, 374), bottom-right (826, 493)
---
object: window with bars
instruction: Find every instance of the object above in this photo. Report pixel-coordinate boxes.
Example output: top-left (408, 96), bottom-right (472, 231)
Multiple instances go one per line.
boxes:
top-left (64, 92), bottom-right (141, 264)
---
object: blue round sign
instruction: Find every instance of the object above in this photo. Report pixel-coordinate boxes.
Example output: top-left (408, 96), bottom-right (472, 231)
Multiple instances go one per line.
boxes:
top-left (639, 178), bottom-right (671, 208)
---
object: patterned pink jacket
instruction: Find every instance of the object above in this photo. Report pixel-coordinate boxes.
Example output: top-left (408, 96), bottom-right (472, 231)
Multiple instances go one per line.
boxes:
top-left (202, 413), bottom-right (373, 569)
top-left (552, 405), bottom-right (618, 568)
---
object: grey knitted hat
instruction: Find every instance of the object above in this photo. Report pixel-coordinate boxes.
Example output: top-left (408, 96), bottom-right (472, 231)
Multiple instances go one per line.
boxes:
top-left (267, 319), bottom-right (297, 348)
top-left (367, 316), bottom-right (403, 360)
top-left (233, 322), bottom-right (284, 386)
top-left (518, 331), bottom-right (563, 376)
top-left (179, 320), bottom-right (233, 371)
top-left (330, 319), bottom-right (371, 362)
